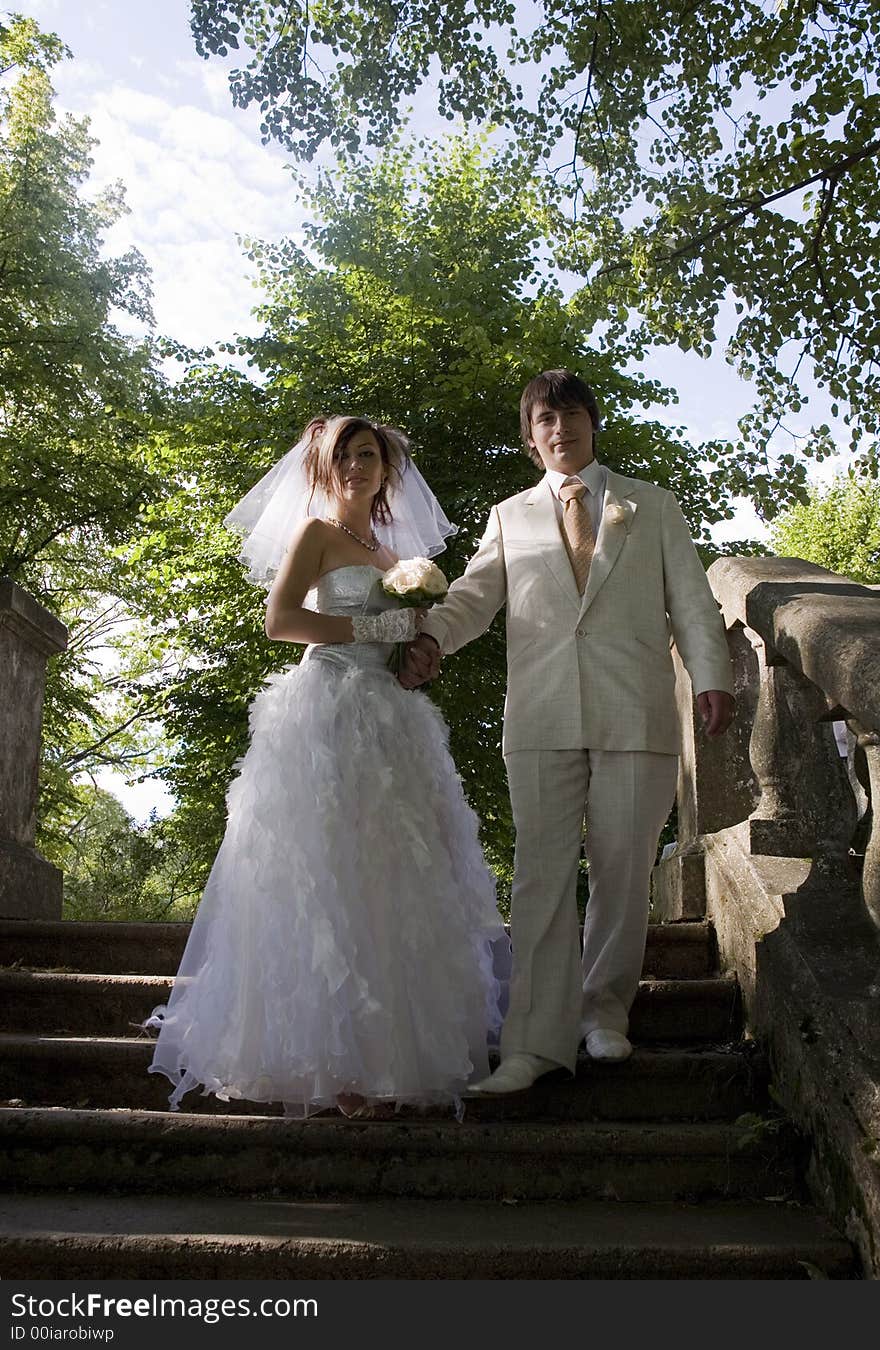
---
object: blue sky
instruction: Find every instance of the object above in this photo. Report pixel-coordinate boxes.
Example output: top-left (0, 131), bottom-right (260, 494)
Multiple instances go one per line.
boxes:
top-left (15, 0), bottom-right (851, 818)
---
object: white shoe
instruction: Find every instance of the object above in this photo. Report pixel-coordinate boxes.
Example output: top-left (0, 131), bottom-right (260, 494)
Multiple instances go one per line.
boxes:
top-left (469, 1052), bottom-right (559, 1094)
top-left (584, 1030), bottom-right (632, 1061)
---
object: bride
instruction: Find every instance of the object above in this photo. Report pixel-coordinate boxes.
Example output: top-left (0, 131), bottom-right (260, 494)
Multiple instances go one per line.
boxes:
top-left (147, 414), bottom-right (505, 1118)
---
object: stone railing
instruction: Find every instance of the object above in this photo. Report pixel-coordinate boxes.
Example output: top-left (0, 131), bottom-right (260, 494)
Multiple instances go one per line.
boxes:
top-left (653, 555), bottom-right (880, 1277)
top-left (0, 578), bottom-right (67, 919)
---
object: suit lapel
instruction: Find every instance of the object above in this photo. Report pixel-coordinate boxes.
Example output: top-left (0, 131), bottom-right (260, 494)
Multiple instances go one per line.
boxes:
top-left (524, 479), bottom-right (581, 608)
top-left (579, 473), bottom-right (638, 618)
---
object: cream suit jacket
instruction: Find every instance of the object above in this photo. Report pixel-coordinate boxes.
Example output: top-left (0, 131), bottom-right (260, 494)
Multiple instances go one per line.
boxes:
top-left (420, 469), bottom-right (733, 756)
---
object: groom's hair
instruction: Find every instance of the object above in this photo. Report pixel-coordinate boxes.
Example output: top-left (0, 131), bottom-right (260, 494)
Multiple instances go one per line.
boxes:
top-left (520, 370), bottom-right (601, 468)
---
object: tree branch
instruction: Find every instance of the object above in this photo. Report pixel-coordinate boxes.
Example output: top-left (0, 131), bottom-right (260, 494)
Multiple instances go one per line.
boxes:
top-left (598, 137), bottom-right (880, 276)
top-left (62, 696), bottom-right (163, 770)
top-left (810, 172), bottom-right (841, 318)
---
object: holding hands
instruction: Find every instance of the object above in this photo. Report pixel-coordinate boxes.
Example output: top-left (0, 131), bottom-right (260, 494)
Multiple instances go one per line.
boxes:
top-left (399, 633), bottom-right (442, 689)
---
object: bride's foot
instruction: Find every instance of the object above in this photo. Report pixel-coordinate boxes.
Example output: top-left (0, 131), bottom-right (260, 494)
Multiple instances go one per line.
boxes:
top-left (336, 1093), bottom-right (397, 1120)
top-left (365, 1101), bottom-right (397, 1120)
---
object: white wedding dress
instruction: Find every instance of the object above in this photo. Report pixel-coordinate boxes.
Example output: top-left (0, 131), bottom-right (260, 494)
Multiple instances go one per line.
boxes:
top-left (148, 564), bottom-right (506, 1116)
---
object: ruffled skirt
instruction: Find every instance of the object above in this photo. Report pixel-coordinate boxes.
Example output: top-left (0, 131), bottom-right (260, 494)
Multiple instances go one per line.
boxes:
top-left (148, 651), bottom-right (506, 1116)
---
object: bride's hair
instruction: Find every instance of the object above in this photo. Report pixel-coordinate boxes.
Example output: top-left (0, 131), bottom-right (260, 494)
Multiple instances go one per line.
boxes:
top-left (302, 415), bottom-right (409, 525)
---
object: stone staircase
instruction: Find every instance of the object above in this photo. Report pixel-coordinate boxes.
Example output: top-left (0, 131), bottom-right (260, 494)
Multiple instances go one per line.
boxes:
top-left (0, 917), bottom-right (859, 1278)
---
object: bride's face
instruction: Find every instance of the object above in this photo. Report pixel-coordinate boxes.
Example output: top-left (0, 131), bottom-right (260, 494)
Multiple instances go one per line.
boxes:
top-left (332, 430), bottom-right (385, 506)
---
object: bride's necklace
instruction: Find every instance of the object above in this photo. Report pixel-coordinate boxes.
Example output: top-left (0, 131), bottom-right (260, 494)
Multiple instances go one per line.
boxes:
top-left (325, 517), bottom-right (380, 552)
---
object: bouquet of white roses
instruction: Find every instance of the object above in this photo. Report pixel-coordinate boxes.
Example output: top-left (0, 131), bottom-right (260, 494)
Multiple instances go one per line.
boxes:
top-left (381, 557), bottom-right (449, 673)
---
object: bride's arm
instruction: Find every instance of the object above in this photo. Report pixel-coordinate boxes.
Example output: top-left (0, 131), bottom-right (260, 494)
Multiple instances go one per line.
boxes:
top-left (265, 520), bottom-right (355, 644)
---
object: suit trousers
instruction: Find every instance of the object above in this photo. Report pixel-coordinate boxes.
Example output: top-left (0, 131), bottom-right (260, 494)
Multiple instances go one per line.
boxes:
top-left (501, 748), bottom-right (678, 1072)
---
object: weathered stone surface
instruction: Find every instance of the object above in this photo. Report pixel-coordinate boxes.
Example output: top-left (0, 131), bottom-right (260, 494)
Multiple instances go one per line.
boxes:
top-left (754, 922), bottom-right (880, 1280)
top-left (709, 557), bottom-right (880, 732)
top-left (0, 887), bottom-right (857, 1281)
top-left (0, 969), bottom-right (739, 1041)
top-left (655, 622), bottom-right (760, 920)
top-left (702, 824), bottom-right (796, 1009)
top-left (674, 627), bottom-right (758, 845)
top-left (852, 725), bottom-right (880, 931)
top-left (0, 1035), bottom-right (762, 1122)
top-left (651, 845), bottom-right (707, 921)
top-left (702, 822), bottom-right (880, 1277)
top-left (0, 581), bottom-right (67, 920)
top-left (0, 579), bottom-right (67, 657)
top-left (0, 842), bottom-right (61, 920)
top-left (746, 652), bottom-right (812, 856)
top-left (0, 1193), bottom-right (856, 1280)
top-left (0, 639), bottom-right (47, 846)
top-left (705, 556), bottom-right (875, 931)
top-left (0, 1107), bottom-right (798, 1204)
top-left (746, 655), bottom-right (859, 863)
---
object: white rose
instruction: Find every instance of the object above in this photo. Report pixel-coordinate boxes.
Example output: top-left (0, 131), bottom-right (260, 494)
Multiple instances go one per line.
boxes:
top-left (605, 504), bottom-right (628, 527)
top-left (382, 556), bottom-right (448, 599)
top-left (419, 563), bottom-right (449, 596)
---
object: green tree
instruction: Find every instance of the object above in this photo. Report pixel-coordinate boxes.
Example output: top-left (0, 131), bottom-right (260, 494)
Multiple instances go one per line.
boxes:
top-left (128, 137), bottom-right (733, 904)
top-left (191, 1), bottom-right (880, 509)
top-left (770, 474), bottom-right (880, 585)
top-left (0, 15), bottom-right (168, 852)
top-left (56, 784), bottom-right (199, 922)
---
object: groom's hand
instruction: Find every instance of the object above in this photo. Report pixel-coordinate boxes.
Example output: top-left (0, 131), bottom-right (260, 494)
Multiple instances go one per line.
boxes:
top-left (399, 634), bottom-right (442, 689)
top-left (697, 690), bottom-right (735, 737)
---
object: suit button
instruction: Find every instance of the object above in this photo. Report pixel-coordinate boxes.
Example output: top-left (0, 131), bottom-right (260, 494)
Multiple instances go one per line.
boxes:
top-left (576, 628), bottom-right (586, 638)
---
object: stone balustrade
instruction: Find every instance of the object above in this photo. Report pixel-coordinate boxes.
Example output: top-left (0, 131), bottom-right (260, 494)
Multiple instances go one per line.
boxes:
top-left (0, 578), bottom-right (68, 919)
top-left (655, 556), bottom-right (879, 930)
top-left (652, 554), bottom-right (880, 1276)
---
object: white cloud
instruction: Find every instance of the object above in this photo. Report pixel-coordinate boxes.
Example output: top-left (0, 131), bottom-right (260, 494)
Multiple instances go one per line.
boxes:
top-left (805, 447), bottom-right (860, 488)
top-left (51, 77), bottom-right (300, 348)
top-left (710, 500), bottom-right (769, 547)
top-left (60, 56), bottom-right (106, 91)
top-left (173, 57), bottom-right (240, 118)
top-left (94, 769), bottom-right (176, 823)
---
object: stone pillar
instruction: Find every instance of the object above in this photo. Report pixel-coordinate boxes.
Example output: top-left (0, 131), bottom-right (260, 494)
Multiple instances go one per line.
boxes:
top-left (678, 621), bottom-right (759, 843)
top-left (746, 641), bottom-right (812, 856)
top-left (851, 722), bottom-right (880, 932)
top-left (0, 579), bottom-right (68, 918)
top-left (652, 623), bottom-right (758, 921)
top-left (746, 639), bottom-right (858, 876)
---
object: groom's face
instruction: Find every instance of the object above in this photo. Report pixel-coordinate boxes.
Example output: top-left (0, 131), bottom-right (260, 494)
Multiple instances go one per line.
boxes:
top-left (528, 401), bottom-right (596, 475)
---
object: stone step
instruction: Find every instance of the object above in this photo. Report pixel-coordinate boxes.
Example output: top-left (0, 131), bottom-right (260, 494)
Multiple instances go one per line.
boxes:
top-left (0, 971), bottom-right (740, 1041)
top-left (0, 918), bottom-right (715, 979)
top-left (0, 1192), bottom-right (856, 1279)
top-left (0, 1035), bottom-right (764, 1121)
top-left (0, 1107), bottom-right (800, 1204)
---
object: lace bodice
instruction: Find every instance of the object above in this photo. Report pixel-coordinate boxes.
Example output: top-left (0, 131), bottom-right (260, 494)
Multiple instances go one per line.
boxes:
top-left (313, 564), bottom-right (391, 616)
top-left (304, 564), bottom-right (398, 674)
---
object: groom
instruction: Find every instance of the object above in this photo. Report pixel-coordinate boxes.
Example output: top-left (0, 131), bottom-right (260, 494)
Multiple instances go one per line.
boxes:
top-left (402, 369), bottom-right (734, 1093)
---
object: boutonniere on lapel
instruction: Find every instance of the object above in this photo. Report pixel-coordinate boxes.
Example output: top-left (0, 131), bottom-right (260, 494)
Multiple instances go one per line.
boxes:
top-left (604, 502), bottom-right (632, 532)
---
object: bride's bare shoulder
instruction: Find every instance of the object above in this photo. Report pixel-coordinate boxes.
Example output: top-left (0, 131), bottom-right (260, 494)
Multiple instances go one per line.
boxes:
top-left (284, 516), bottom-right (333, 557)
top-left (290, 517), bottom-right (331, 543)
